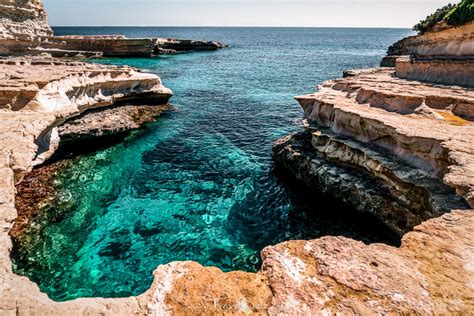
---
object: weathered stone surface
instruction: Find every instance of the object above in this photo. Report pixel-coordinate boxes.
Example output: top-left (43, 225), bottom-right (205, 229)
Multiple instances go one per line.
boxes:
top-left (396, 55), bottom-right (474, 87)
top-left (261, 210), bottom-right (474, 314)
top-left (0, 56), bottom-right (174, 314)
top-left (0, 0), bottom-right (52, 55)
top-left (58, 104), bottom-right (172, 145)
top-left (381, 22), bottom-right (474, 86)
top-left (139, 262), bottom-right (271, 315)
top-left (273, 130), bottom-right (469, 235)
top-left (387, 22), bottom-right (474, 57)
top-left (271, 66), bottom-right (474, 313)
top-left (290, 68), bottom-right (474, 208)
top-left (0, 0), bottom-right (227, 57)
top-left (1, 2), bottom-right (473, 314)
top-left (42, 36), bottom-right (156, 57)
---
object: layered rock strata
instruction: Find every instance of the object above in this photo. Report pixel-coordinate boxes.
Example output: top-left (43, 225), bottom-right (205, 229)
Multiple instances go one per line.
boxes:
top-left (271, 67), bottom-right (474, 313)
top-left (275, 68), bottom-right (473, 229)
top-left (2, 61), bottom-right (474, 314)
top-left (0, 0), bottom-right (226, 57)
top-left (381, 22), bottom-right (474, 87)
top-left (387, 22), bottom-right (474, 57)
top-left (0, 0), bottom-right (52, 55)
top-left (154, 38), bottom-right (228, 55)
top-left (396, 55), bottom-right (474, 87)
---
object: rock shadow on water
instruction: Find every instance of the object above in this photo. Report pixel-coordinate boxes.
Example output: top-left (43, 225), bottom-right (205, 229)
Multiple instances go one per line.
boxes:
top-left (225, 165), bottom-right (402, 255)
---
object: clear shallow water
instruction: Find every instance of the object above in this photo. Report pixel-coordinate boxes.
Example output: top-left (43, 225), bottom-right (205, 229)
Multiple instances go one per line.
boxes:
top-left (13, 27), bottom-right (411, 301)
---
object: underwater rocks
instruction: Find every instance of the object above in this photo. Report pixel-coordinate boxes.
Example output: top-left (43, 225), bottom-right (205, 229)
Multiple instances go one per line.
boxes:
top-left (10, 159), bottom-right (71, 239)
top-left (0, 55), bottom-right (177, 314)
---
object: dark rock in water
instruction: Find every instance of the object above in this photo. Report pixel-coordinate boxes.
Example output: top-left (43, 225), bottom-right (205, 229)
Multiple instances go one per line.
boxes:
top-left (380, 55), bottom-right (398, 67)
top-left (11, 159), bottom-right (71, 240)
top-left (273, 130), bottom-right (468, 236)
top-left (154, 38), bottom-right (229, 55)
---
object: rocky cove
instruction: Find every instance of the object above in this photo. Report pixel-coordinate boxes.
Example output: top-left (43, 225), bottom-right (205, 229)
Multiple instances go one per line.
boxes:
top-left (1, 0), bottom-right (474, 315)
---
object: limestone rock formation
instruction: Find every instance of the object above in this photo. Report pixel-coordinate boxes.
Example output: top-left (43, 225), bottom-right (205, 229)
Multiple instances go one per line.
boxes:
top-left (0, 0), bottom-right (52, 55)
top-left (154, 38), bottom-right (228, 55)
top-left (0, 0), bottom-right (227, 57)
top-left (270, 63), bottom-right (473, 313)
top-left (274, 69), bottom-right (473, 231)
top-left (1, 1), bottom-right (473, 314)
top-left (387, 22), bottom-right (474, 57)
top-left (2, 58), bottom-right (473, 314)
top-left (0, 56), bottom-right (172, 168)
top-left (260, 210), bottom-right (474, 314)
top-left (381, 22), bottom-right (474, 87)
top-left (58, 104), bottom-right (172, 146)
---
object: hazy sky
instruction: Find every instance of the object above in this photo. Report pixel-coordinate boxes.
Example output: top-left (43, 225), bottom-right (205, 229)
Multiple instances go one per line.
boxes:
top-left (43, 0), bottom-right (453, 28)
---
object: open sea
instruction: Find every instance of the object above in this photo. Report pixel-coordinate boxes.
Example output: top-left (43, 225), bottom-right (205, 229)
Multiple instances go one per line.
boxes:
top-left (12, 27), bottom-right (413, 301)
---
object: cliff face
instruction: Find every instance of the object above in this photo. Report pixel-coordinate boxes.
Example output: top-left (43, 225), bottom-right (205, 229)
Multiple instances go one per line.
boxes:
top-left (0, 0), bottom-right (52, 54)
top-left (270, 26), bottom-right (474, 313)
top-left (0, 56), bottom-right (176, 314)
top-left (381, 22), bottom-right (474, 87)
top-left (274, 69), bottom-right (473, 234)
top-left (387, 22), bottom-right (474, 57)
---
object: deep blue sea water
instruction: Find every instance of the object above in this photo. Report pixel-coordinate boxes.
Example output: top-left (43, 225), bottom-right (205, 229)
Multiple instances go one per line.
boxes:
top-left (13, 27), bottom-right (413, 301)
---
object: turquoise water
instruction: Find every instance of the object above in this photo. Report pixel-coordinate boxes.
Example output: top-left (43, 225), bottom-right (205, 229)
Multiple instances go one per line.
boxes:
top-left (13, 27), bottom-right (411, 301)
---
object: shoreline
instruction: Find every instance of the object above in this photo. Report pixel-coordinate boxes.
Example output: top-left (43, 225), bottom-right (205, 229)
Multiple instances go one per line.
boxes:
top-left (1, 0), bottom-right (473, 314)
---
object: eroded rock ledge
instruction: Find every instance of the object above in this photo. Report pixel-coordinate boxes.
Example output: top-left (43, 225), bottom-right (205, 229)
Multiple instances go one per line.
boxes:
top-left (0, 0), bottom-right (227, 58)
top-left (1, 59), bottom-right (473, 314)
top-left (272, 66), bottom-right (474, 312)
top-left (381, 22), bottom-right (474, 87)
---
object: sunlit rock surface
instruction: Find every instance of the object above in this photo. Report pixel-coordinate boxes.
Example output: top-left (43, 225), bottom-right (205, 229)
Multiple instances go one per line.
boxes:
top-left (0, 0), bottom-right (52, 55)
top-left (387, 22), bottom-right (474, 57)
top-left (0, 0), bottom-right (226, 57)
top-left (1, 0), bottom-right (473, 314)
top-left (0, 57), bottom-right (175, 314)
top-left (381, 22), bottom-right (474, 87)
top-left (272, 66), bottom-right (474, 313)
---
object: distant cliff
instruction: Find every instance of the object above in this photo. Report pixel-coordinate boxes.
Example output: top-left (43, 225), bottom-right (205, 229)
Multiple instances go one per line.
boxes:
top-left (0, 0), bottom-right (226, 57)
top-left (381, 21), bottom-right (474, 87)
top-left (387, 22), bottom-right (474, 57)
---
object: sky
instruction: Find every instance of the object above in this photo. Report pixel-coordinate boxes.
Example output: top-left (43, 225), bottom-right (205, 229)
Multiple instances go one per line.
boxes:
top-left (43, 0), bottom-right (453, 28)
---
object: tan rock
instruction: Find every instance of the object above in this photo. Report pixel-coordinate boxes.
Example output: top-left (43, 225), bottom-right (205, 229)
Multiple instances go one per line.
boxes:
top-left (387, 22), bottom-right (474, 57)
top-left (0, 0), bottom-right (227, 57)
top-left (139, 262), bottom-right (271, 315)
top-left (0, 0), bottom-right (52, 55)
top-left (261, 210), bottom-right (474, 314)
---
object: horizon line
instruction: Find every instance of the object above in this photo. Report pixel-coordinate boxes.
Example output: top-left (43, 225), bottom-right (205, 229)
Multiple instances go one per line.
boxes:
top-left (51, 25), bottom-right (413, 30)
